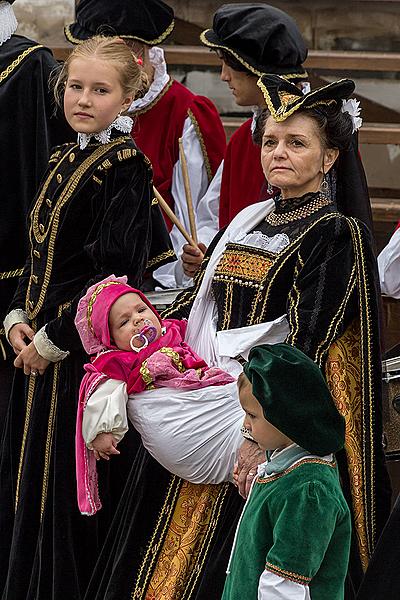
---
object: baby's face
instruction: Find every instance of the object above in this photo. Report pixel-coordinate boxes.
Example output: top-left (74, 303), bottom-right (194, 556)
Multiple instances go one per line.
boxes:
top-left (109, 293), bottom-right (161, 352)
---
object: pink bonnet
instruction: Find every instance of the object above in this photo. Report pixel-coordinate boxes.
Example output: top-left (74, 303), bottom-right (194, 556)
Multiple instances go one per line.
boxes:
top-left (75, 274), bottom-right (161, 355)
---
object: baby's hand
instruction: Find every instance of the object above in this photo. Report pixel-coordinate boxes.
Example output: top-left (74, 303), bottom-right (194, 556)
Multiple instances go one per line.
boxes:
top-left (91, 432), bottom-right (120, 461)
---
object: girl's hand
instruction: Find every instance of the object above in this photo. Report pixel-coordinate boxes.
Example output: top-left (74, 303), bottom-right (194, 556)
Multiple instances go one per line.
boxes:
top-left (181, 243), bottom-right (206, 278)
top-left (13, 341), bottom-right (50, 376)
top-left (92, 433), bottom-right (120, 461)
top-left (234, 439), bottom-right (265, 499)
top-left (8, 323), bottom-right (35, 355)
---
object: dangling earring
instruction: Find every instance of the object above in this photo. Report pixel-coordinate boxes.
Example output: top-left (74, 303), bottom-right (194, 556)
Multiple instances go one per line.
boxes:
top-left (267, 181), bottom-right (274, 196)
top-left (320, 173), bottom-right (330, 200)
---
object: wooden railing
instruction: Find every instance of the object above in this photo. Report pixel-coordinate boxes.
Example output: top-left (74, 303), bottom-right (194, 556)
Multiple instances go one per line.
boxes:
top-left (52, 45), bottom-right (400, 72)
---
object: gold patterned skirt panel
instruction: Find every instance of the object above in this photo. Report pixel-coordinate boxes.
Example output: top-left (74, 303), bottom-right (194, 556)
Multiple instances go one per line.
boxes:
top-left (325, 318), bottom-right (369, 571)
top-left (139, 481), bottom-right (229, 600)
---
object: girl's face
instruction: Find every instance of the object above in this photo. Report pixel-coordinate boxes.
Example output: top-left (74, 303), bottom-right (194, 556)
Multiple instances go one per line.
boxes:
top-left (64, 57), bottom-right (133, 134)
top-left (108, 293), bottom-right (161, 352)
top-left (261, 113), bottom-right (338, 199)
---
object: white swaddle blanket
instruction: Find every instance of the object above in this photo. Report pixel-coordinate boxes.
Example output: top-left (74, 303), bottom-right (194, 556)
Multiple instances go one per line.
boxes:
top-left (83, 200), bottom-right (290, 484)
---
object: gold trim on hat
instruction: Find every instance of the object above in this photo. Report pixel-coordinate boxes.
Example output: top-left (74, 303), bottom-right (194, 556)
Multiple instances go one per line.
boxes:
top-left (200, 30), bottom-right (308, 80)
top-left (257, 76), bottom-right (338, 122)
top-left (64, 19), bottom-right (174, 46)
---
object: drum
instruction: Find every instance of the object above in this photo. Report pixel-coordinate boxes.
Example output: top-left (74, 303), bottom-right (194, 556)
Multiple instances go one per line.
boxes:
top-left (382, 355), bottom-right (400, 460)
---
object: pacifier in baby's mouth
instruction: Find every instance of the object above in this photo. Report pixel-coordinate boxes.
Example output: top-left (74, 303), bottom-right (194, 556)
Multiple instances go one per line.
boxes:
top-left (129, 319), bottom-right (158, 352)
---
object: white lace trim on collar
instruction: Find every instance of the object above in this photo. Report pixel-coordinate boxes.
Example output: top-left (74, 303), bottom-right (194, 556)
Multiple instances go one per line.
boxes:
top-left (77, 115), bottom-right (133, 150)
top-left (128, 46), bottom-right (170, 112)
top-left (0, 1), bottom-right (18, 46)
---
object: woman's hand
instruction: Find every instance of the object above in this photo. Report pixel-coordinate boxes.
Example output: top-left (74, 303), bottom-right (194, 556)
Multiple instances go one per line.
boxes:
top-left (8, 322), bottom-right (35, 355)
top-left (233, 439), bottom-right (265, 499)
top-left (181, 242), bottom-right (206, 278)
top-left (13, 341), bottom-right (50, 376)
top-left (91, 432), bottom-right (120, 461)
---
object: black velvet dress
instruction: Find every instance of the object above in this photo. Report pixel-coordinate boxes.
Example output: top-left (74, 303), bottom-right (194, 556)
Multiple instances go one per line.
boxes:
top-left (84, 192), bottom-right (390, 600)
top-left (0, 135), bottom-right (174, 600)
top-left (0, 34), bottom-right (73, 427)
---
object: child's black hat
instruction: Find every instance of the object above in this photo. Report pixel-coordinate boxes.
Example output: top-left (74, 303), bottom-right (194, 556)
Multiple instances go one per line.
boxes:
top-left (65, 0), bottom-right (174, 46)
top-left (200, 3), bottom-right (308, 80)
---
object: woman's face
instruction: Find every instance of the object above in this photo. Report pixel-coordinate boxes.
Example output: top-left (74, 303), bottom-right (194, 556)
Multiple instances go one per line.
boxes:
top-left (261, 112), bottom-right (338, 199)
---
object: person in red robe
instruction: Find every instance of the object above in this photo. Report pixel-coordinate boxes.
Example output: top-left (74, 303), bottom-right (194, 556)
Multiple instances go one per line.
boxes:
top-left (182, 3), bottom-right (309, 277)
top-left (65, 0), bottom-right (226, 289)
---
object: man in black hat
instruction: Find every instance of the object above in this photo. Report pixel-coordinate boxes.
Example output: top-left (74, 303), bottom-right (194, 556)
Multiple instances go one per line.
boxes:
top-left (0, 0), bottom-right (71, 433)
top-left (182, 2), bottom-right (308, 277)
top-left (65, 0), bottom-right (227, 290)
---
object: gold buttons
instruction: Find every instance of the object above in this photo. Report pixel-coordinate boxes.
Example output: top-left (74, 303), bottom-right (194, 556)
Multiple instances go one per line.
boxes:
top-left (57, 174), bottom-right (62, 184)
top-left (69, 152), bottom-right (75, 162)
top-left (34, 250), bottom-right (41, 258)
top-left (32, 275), bottom-right (38, 284)
top-left (46, 198), bottom-right (52, 207)
top-left (39, 223), bottom-right (45, 234)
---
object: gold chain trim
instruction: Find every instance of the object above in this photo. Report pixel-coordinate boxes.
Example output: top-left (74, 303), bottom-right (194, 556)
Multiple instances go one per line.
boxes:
top-left (187, 108), bottom-right (212, 182)
top-left (265, 561), bottom-right (311, 585)
top-left (265, 196), bottom-right (332, 226)
top-left (0, 267), bottom-right (24, 280)
top-left (0, 45), bottom-right (43, 86)
top-left (26, 139), bottom-right (127, 319)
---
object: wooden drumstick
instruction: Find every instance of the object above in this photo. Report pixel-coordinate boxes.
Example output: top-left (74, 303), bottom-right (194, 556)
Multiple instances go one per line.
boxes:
top-left (152, 186), bottom-right (199, 249)
top-left (178, 137), bottom-right (198, 245)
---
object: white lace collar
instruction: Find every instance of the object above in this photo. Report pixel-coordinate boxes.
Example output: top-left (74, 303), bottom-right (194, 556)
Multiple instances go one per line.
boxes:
top-left (77, 115), bottom-right (133, 150)
top-left (128, 46), bottom-right (170, 113)
top-left (0, 1), bottom-right (18, 46)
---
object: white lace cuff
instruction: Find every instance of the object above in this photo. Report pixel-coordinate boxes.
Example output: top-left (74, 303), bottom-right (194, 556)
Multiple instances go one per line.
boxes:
top-left (3, 309), bottom-right (29, 342)
top-left (33, 326), bottom-right (70, 362)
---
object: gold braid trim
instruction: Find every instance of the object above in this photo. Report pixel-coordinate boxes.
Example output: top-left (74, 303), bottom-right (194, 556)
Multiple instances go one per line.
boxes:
top-left (26, 139), bottom-right (127, 319)
top-left (200, 31), bottom-right (308, 80)
top-left (0, 45), bottom-right (43, 86)
top-left (15, 319), bottom-right (37, 511)
top-left (0, 335), bottom-right (7, 361)
top-left (257, 76), bottom-right (339, 123)
top-left (265, 562), bottom-right (311, 585)
top-left (187, 108), bottom-right (212, 182)
top-left (64, 20), bottom-right (175, 47)
top-left (0, 267), bottom-right (24, 280)
top-left (257, 458), bottom-right (337, 484)
top-left (131, 78), bottom-right (173, 116)
top-left (86, 281), bottom-right (124, 332)
top-left (131, 475), bottom-right (182, 599)
top-left (147, 248), bottom-right (175, 270)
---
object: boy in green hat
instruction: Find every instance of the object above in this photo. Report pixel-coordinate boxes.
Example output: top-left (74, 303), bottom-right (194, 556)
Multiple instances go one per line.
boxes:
top-left (223, 343), bottom-right (351, 600)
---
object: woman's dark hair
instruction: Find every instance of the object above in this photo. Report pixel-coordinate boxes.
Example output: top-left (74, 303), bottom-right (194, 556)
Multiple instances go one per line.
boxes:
top-left (215, 48), bottom-right (254, 75)
top-left (252, 102), bottom-right (354, 151)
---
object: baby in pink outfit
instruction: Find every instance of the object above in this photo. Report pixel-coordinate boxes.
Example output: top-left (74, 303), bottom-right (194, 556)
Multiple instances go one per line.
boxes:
top-left (75, 275), bottom-right (243, 515)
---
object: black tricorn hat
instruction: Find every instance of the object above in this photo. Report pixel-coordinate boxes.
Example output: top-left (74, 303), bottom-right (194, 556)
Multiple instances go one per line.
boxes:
top-left (244, 344), bottom-right (345, 456)
top-left (201, 3), bottom-right (307, 79)
top-left (257, 74), bottom-right (355, 121)
top-left (64, 0), bottom-right (174, 46)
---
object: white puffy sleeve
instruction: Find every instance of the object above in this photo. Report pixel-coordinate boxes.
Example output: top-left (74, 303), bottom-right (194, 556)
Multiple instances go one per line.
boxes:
top-left (378, 227), bottom-right (400, 299)
top-left (258, 570), bottom-right (311, 599)
top-left (152, 118), bottom-right (223, 289)
top-left (82, 378), bottom-right (129, 448)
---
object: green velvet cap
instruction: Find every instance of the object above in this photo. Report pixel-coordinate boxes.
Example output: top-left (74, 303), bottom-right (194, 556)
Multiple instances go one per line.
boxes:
top-left (243, 344), bottom-right (345, 456)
